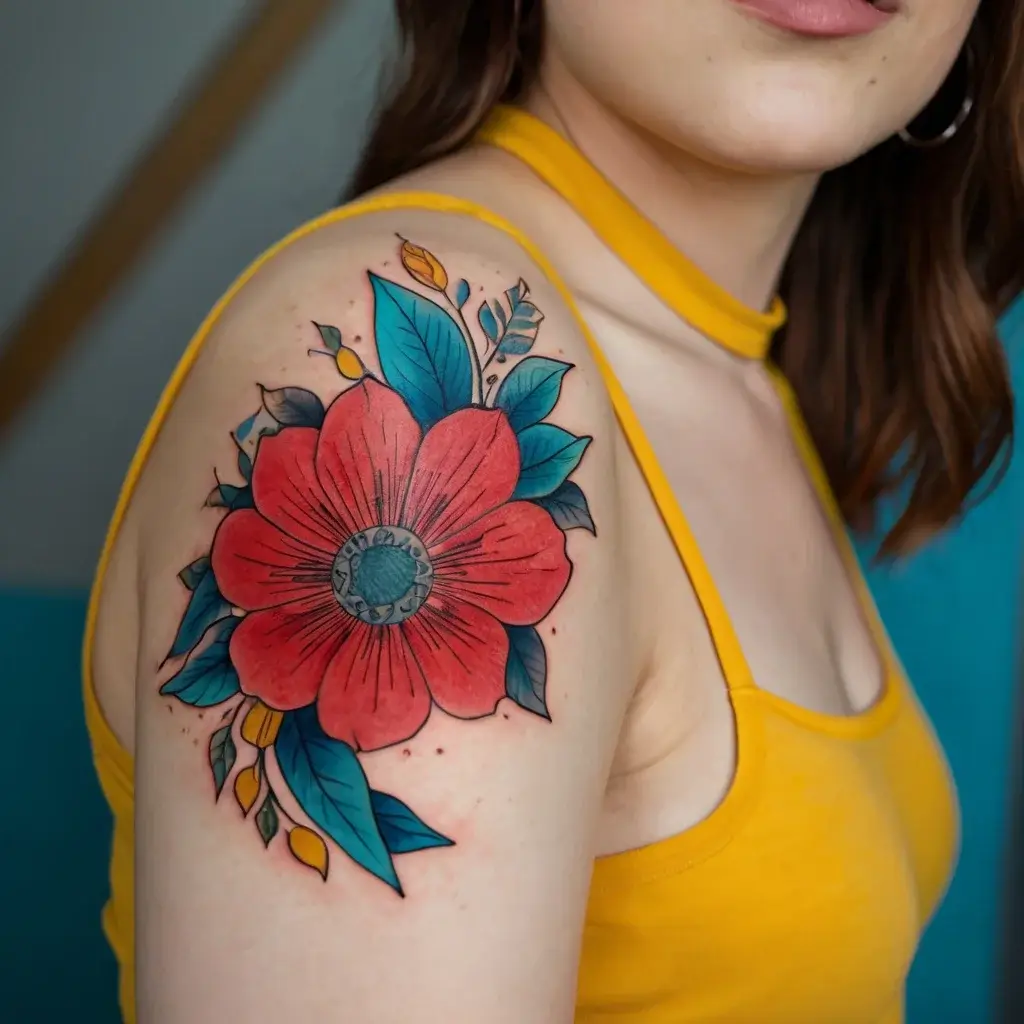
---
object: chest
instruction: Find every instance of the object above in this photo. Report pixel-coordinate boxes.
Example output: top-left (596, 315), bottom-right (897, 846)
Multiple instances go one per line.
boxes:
top-left (584, 301), bottom-right (884, 718)
top-left (579, 302), bottom-right (901, 857)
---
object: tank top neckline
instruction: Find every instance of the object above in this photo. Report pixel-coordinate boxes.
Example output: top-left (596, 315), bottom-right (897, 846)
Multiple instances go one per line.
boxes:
top-left (476, 105), bottom-right (787, 361)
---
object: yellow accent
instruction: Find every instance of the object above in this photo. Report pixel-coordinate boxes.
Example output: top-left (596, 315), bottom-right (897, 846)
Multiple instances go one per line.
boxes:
top-left (83, 119), bottom-right (957, 1023)
top-left (477, 106), bottom-right (787, 361)
top-left (334, 346), bottom-right (366, 380)
top-left (233, 764), bottom-right (260, 815)
top-left (288, 826), bottom-right (329, 879)
top-left (399, 239), bottom-right (449, 291)
top-left (241, 701), bottom-right (283, 748)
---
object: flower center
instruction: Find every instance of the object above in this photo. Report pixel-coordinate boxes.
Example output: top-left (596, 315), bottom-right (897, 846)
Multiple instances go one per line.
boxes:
top-left (332, 526), bottom-right (433, 625)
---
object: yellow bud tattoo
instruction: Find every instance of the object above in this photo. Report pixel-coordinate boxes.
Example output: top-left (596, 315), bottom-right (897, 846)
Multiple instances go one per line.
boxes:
top-left (240, 701), bottom-right (283, 748)
top-left (288, 826), bottom-right (329, 879)
top-left (400, 239), bottom-right (448, 292)
top-left (335, 346), bottom-right (366, 380)
top-left (233, 764), bottom-right (260, 815)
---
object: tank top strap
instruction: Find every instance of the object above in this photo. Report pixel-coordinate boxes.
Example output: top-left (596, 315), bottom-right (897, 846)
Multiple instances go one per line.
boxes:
top-left (476, 106), bottom-right (786, 359)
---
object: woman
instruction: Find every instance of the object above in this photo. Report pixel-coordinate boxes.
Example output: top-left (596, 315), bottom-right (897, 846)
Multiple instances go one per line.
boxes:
top-left (85, 1), bottom-right (1024, 1021)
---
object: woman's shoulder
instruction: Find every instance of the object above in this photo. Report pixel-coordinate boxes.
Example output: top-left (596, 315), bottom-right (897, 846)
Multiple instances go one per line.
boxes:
top-left (124, 189), bottom-right (633, 693)
top-left (188, 187), bottom-right (609, 405)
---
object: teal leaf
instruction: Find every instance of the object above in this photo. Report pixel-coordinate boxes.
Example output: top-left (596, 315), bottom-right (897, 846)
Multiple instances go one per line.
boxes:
top-left (505, 625), bottom-right (549, 719)
top-left (260, 385), bottom-right (325, 428)
top-left (505, 279), bottom-right (527, 308)
top-left (209, 723), bottom-right (237, 799)
top-left (161, 617), bottom-right (241, 706)
top-left (235, 411), bottom-right (258, 441)
top-left (370, 791), bottom-right (454, 854)
top-left (498, 289), bottom-right (544, 356)
top-left (276, 706), bottom-right (401, 892)
top-left (455, 278), bottom-right (471, 309)
top-left (494, 357), bottom-right (572, 433)
top-left (315, 322), bottom-right (342, 353)
top-left (492, 299), bottom-right (507, 328)
top-left (255, 795), bottom-right (279, 846)
top-left (370, 273), bottom-right (473, 430)
top-left (168, 563), bottom-right (230, 658)
top-left (177, 555), bottom-right (211, 592)
top-left (237, 448), bottom-right (252, 482)
top-left (478, 301), bottom-right (499, 343)
top-left (512, 424), bottom-right (592, 500)
top-left (535, 480), bottom-right (595, 535)
top-left (206, 483), bottom-right (254, 510)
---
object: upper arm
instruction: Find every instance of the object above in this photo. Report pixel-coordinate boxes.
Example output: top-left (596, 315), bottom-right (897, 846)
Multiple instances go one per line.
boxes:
top-left (132, 210), bottom-right (634, 1022)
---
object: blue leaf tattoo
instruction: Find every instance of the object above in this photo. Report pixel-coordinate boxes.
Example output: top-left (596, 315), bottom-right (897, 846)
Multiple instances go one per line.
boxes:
top-left (370, 273), bottom-right (473, 430)
top-left (276, 707), bottom-right (401, 893)
top-left (513, 423), bottom-right (592, 500)
top-left (494, 356), bottom-right (573, 433)
top-left (505, 625), bottom-right (549, 719)
top-left (371, 791), bottom-right (454, 854)
top-left (160, 617), bottom-right (241, 706)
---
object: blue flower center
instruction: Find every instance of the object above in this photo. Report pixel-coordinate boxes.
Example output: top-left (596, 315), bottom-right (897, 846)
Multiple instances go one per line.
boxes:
top-left (332, 526), bottom-right (433, 626)
top-left (352, 544), bottom-right (417, 607)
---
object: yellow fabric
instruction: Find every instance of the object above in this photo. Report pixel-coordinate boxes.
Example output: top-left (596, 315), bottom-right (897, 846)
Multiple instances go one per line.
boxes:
top-left (83, 114), bottom-right (958, 1024)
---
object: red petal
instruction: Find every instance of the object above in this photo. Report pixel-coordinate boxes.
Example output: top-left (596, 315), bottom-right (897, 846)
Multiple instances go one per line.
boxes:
top-left (315, 379), bottom-right (421, 536)
top-left (251, 427), bottom-right (345, 553)
top-left (211, 509), bottom-right (333, 611)
top-left (316, 622), bottom-right (431, 751)
top-left (404, 597), bottom-right (507, 719)
top-left (229, 595), bottom-right (352, 710)
top-left (429, 501), bottom-right (571, 625)
top-left (404, 408), bottom-right (520, 548)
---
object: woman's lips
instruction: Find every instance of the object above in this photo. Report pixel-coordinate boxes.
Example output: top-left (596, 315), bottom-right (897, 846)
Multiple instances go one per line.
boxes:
top-left (732, 0), bottom-right (896, 38)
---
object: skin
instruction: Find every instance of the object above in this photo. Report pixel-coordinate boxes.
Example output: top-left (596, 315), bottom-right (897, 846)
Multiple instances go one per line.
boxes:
top-left (91, 1), bottom-right (980, 1020)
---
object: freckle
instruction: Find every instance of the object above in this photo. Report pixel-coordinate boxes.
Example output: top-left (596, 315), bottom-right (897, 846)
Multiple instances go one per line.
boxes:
top-left (193, 738), bottom-right (199, 747)
top-left (551, 626), bottom-right (557, 635)
top-left (402, 748), bottom-right (411, 758)
top-left (502, 713), bottom-right (509, 720)
top-left (166, 704), bottom-right (173, 713)
top-left (435, 747), bottom-right (444, 755)
top-left (383, 260), bottom-right (390, 266)
top-left (354, 335), bottom-right (362, 343)
top-left (198, 712), bottom-right (204, 719)
top-left (181, 727), bottom-right (186, 734)
top-left (868, 77), bottom-right (877, 86)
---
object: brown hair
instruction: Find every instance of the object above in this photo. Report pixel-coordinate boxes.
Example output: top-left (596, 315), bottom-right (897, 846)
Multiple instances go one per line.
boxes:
top-left (350, 0), bottom-right (1024, 554)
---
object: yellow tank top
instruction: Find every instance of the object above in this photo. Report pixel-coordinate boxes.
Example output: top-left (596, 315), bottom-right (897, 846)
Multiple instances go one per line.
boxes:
top-left (83, 106), bottom-right (958, 1024)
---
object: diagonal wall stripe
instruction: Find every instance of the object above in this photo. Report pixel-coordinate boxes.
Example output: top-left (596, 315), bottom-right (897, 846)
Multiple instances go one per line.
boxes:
top-left (0, 0), bottom-right (338, 434)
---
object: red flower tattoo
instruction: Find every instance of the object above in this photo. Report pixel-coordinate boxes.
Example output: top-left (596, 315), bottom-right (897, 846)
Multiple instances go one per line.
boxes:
top-left (211, 378), bottom-right (571, 751)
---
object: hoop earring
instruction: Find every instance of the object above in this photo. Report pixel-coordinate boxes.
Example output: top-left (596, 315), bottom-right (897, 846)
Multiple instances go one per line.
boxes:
top-left (898, 45), bottom-right (975, 149)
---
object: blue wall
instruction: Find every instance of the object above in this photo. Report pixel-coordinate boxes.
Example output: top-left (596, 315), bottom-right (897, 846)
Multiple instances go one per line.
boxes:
top-left (0, 589), bottom-right (118, 1023)
top-left (0, 301), bottom-right (1020, 1024)
top-left (862, 297), bottom-right (1024, 1024)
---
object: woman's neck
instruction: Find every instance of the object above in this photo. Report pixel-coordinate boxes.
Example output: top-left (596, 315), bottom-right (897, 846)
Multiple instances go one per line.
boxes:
top-left (525, 59), bottom-right (820, 314)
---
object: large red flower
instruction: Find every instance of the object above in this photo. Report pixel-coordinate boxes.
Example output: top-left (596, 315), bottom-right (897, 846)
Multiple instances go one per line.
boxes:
top-left (211, 379), bottom-right (571, 751)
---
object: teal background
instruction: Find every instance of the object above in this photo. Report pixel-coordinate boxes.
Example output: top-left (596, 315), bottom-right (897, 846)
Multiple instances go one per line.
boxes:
top-left (0, 300), bottom-right (1020, 1023)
